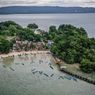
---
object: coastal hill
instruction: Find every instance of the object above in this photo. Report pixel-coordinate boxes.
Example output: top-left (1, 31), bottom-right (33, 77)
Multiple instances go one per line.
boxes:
top-left (0, 6), bottom-right (95, 14)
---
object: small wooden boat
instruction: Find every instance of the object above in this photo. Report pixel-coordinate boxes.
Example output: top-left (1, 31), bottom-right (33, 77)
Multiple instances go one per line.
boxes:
top-left (50, 74), bottom-right (54, 77)
top-left (43, 73), bottom-right (49, 77)
top-left (72, 77), bottom-right (77, 82)
top-left (58, 76), bottom-right (64, 79)
top-left (31, 68), bottom-right (36, 72)
top-left (50, 65), bottom-right (53, 69)
top-left (9, 67), bottom-right (15, 71)
top-left (64, 76), bottom-right (72, 80)
top-left (32, 71), bottom-right (38, 74)
top-left (39, 71), bottom-right (43, 74)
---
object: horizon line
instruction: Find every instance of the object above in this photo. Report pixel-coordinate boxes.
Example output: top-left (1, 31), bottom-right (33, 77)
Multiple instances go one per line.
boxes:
top-left (0, 5), bottom-right (95, 8)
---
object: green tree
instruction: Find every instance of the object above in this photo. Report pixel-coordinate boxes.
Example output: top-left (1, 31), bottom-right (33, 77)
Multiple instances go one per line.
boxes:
top-left (80, 59), bottom-right (95, 73)
top-left (50, 24), bottom-right (95, 73)
top-left (0, 36), bottom-right (11, 54)
top-left (27, 23), bottom-right (38, 29)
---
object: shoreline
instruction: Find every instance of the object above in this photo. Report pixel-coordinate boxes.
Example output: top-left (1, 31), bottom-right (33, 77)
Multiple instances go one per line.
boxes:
top-left (53, 56), bottom-right (95, 85)
top-left (0, 50), bottom-right (50, 58)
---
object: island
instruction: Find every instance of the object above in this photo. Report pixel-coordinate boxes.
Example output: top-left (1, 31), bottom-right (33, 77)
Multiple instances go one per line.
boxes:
top-left (0, 21), bottom-right (95, 84)
top-left (0, 6), bottom-right (95, 14)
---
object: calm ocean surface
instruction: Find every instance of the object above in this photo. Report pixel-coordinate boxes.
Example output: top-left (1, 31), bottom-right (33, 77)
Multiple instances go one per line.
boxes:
top-left (0, 13), bottom-right (95, 38)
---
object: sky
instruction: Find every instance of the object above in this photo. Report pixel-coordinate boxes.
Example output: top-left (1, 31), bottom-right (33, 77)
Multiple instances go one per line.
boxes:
top-left (0, 0), bottom-right (95, 7)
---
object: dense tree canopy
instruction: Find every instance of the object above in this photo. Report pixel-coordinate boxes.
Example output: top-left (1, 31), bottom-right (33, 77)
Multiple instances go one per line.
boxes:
top-left (0, 21), bottom-right (23, 36)
top-left (49, 24), bottom-right (95, 73)
top-left (0, 36), bottom-right (12, 54)
top-left (0, 21), bottom-right (42, 42)
top-left (16, 28), bottom-right (42, 42)
top-left (27, 23), bottom-right (38, 29)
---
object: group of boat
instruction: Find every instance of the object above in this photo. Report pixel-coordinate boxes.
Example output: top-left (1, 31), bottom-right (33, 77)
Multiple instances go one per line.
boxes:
top-left (31, 67), bottom-right (77, 82)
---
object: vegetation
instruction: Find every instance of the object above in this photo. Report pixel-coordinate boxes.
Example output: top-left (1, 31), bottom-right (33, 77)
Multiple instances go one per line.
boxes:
top-left (0, 21), bottom-right (95, 73)
top-left (27, 23), bottom-right (38, 29)
top-left (0, 21), bottom-right (46, 53)
top-left (49, 24), bottom-right (95, 73)
top-left (0, 21), bottom-right (23, 36)
top-left (0, 36), bottom-right (12, 54)
top-left (16, 28), bottom-right (42, 42)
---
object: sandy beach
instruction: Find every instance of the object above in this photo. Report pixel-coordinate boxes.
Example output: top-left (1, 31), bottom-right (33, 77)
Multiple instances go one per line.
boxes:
top-left (0, 50), bottom-right (50, 58)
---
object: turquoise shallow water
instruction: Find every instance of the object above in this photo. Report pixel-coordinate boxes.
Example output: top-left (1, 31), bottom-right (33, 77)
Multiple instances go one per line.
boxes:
top-left (0, 53), bottom-right (95, 95)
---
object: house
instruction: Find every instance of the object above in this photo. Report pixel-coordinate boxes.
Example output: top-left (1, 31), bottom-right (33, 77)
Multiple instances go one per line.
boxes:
top-left (47, 40), bottom-right (54, 47)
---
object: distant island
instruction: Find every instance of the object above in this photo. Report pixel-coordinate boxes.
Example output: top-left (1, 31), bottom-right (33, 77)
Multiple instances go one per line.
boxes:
top-left (0, 6), bottom-right (95, 14)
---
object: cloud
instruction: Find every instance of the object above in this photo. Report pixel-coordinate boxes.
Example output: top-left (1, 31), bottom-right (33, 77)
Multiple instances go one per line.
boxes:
top-left (0, 0), bottom-right (95, 7)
